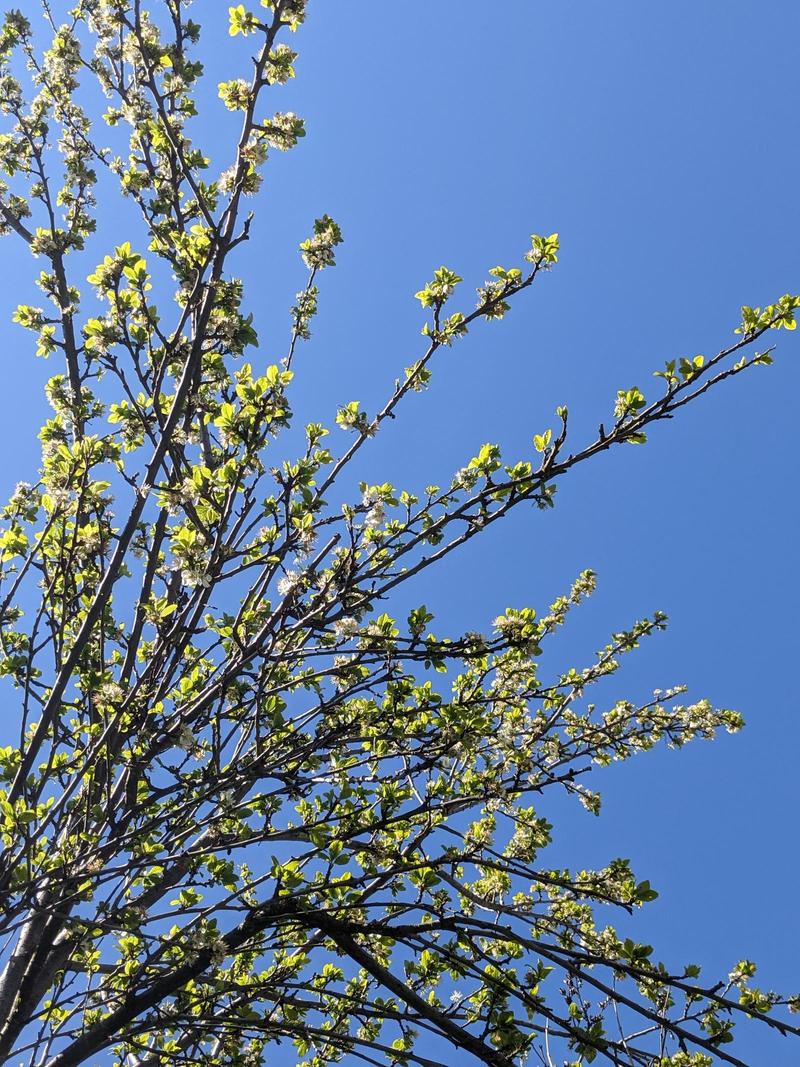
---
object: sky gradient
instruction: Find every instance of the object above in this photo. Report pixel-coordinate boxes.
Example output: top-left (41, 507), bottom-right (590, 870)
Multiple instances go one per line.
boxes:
top-left (0, 2), bottom-right (798, 1062)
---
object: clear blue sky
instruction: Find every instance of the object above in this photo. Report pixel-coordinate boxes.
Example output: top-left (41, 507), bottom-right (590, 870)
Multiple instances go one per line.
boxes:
top-left (1, 2), bottom-right (798, 1062)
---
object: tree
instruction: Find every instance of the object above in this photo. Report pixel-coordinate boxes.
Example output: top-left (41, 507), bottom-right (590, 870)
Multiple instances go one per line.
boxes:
top-left (0, 2), bottom-right (795, 1065)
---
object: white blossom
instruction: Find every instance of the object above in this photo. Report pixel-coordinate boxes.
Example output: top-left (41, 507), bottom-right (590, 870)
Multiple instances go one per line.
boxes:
top-left (452, 466), bottom-right (478, 490)
top-left (93, 681), bottom-right (123, 707)
top-left (331, 616), bottom-right (358, 639)
top-left (182, 567), bottom-right (211, 589)
top-left (175, 725), bottom-right (197, 753)
top-left (494, 614), bottom-right (524, 634)
top-left (277, 570), bottom-right (300, 597)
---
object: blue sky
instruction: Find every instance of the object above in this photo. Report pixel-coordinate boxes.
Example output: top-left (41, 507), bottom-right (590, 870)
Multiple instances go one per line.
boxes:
top-left (214, 8), bottom-right (800, 1060)
top-left (1, 1), bottom-right (798, 1062)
